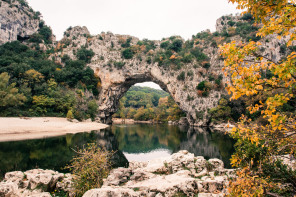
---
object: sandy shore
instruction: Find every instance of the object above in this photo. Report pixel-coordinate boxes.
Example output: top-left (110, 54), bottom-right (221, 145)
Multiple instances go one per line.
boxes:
top-left (0, 117), bottom-right (109, 142)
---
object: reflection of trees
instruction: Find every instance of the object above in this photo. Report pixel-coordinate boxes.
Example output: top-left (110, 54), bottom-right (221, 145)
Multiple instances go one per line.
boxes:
top-left (0, 130), bottom-right (128, 178)
top-left (110, 125), bottom-right (235, 168)
top-left (179, 127), bottom-right (235, 168)
top-left (0, 125), bottom-right (236, 178)
top-left (111, 124), bottom-right (186, 153)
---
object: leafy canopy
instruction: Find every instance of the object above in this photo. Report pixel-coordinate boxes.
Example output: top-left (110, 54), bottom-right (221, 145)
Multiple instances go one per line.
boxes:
top-left (220, 0), bottom-right (296, 195)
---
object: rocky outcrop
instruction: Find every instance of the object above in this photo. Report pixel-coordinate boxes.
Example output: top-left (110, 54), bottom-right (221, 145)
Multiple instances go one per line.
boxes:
top-left (0, 0), bottom-right (41, 44)
top-left (0, 169), bottom-right (73, 197)
top-left (51, 15), bottom-right (286, 126)
top-left (83, 150), bottom-right (235, 197)
top-left (53, 27), bottom-right (225, 126)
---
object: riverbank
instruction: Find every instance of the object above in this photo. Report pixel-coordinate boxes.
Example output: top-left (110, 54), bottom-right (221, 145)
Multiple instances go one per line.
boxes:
top-left (112, 118), bottom-right (153, 124)
top-left (0, 150), bottom-right (235, 197)
top-left (0, 117), bottom-right (109, 142)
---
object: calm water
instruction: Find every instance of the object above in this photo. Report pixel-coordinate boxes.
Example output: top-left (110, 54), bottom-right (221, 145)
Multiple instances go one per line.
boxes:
top-left (0, 124), bottom-right (235, 178)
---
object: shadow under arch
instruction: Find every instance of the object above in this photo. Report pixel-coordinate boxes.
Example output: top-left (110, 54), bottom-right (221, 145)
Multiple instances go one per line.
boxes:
top-left (97, 73), bottom-right (182, 124)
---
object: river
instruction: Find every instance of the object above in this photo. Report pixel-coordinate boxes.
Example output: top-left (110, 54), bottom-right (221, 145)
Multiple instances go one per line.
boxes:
top-left (0, 124), bottom-right (235, 178)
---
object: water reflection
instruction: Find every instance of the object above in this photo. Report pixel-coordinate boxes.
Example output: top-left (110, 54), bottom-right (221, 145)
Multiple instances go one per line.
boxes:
top-left (0, 130), bottom-right (128, 178)
top-left (0, 124), bottom-right (235, 178)
top-left (108, 124), bottom-right (235, 168)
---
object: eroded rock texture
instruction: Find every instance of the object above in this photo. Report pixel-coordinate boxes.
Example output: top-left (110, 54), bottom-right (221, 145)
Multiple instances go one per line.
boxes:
top-left (83, 150), bottom-right (235, 197)
top-left (0, 0), bottom-right (41, 44)
top-left (53, 26), bottom-right (227, 126)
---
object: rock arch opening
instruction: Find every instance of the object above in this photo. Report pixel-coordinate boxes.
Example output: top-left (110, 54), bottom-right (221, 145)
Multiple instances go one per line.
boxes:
top-left (112, 81), bottom-right (186, 123)
top-left (96, 73), bottom-right (185, 124)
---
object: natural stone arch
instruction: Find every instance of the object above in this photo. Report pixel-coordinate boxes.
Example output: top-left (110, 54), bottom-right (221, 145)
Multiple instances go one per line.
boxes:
top-left (94, 71), bottom-right (177, 124)
top-left (54, 26), bottom-right (225, 126)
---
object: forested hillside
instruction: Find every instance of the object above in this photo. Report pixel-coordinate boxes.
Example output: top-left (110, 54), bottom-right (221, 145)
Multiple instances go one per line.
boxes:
top-left (113, 86), bottom-right (186, 122)
top-left (0, 38), bottom-right (100, 120)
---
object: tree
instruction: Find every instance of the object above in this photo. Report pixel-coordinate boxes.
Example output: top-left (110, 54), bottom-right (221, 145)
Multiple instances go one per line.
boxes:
top-left (0, 72), bottom-right (26, 108)
top-left (220, 0), bottom-right (296, 195)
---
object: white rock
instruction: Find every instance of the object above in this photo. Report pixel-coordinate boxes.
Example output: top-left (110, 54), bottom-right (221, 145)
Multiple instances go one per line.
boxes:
top-left (82, 187), bottom-right (139, 197)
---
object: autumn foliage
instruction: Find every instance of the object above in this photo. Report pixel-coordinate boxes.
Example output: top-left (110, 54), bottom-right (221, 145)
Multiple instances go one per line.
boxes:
top-left (220, 0), bottom-right (296, 196)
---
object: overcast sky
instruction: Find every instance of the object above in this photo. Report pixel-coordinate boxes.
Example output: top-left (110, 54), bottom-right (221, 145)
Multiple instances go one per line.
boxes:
top-left (26, 0), bottom-right (239, 90)
top-left (27, 0), bottom-right (239, 41)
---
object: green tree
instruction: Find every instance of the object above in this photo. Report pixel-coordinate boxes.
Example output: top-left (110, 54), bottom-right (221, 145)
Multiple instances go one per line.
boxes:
top-left (0, 72), bottom-right (26, 108)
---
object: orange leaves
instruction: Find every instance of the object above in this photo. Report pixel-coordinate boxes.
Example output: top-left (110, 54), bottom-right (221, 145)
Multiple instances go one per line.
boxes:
top-left (224, 1), bottom-right (296, 195)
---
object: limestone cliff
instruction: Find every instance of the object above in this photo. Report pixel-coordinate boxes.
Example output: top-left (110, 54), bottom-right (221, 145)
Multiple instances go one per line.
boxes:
top-left (52, 27), bottom-right (225, 126)
top-left (0, 0), bottom-right (41, 44)
top-left (52, 16), bottom-right (286, 125)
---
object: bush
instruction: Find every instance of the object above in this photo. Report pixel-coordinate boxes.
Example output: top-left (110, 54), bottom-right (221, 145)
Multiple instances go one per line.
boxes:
top-left (113, 61), bottom-right (125, 69)
top-left (169, 39), bottom-right (183, 52)
top-left (76, 48), bottom-right (95, 63)
top-left (65, 143), bottom-right (113, 197)
top-left (66, 109), bottom-right (74, 120)
top-left (87, 100), bottom-right (98, 120)
top-left (160, 41), bottom-right (170, 49)
top-left (38, 25), bottom-right (52, 44)
top-left (190, 48), bottom-right (208, 61)
top-left (227, 21), bottom-right (236, 27)
top-left (122, 48), bottom-right (134, 59)
top-left (177, 71), bottom-right (185, 81)
top-left (182, 54), bottom-right (194, 63)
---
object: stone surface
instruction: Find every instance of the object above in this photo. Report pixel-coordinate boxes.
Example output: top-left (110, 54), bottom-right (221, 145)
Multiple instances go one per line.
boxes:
top-left (53, 26), bottom-right (225, 126)
top-left (83, 150), bottom-right (233, 197)
top-left (0, 169), bottom-right (73, 197)
top-left (0, 1), bottom-right (41, 44)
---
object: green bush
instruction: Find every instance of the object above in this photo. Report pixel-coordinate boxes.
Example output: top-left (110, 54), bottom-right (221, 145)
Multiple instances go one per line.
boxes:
top-left (113, 61), bottom-right (125, 69)
top-left (160, 41), bottom-right (170, 49)
top-left (87, 100), bottom-right (98, 120)
top-left (169, 39), bottom-right (183, 52)
top-left (122, 48), bottom-right (134, 59)
top-left (65, 143), bottom-right (112, 197)
top-left (196, 81), bottom-right (206, 91)
top-left (177, 71), bottom-right (185, 81)
top-left (190, 48), bottom-right (208, 61)
top-left (38, 25), bottom-right (52, 44)
top-left (182, 54), bottom-right (194, 63)
top-left (121, 37), bottom-right (132, 48)
top-left (76, 48), bottom-right (95, 63)
top-left (227, 21), bottom-right (236, 27)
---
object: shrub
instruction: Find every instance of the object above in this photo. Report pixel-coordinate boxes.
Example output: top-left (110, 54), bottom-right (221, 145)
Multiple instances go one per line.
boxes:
top-left (76, 48), bottom-right (95, 63)
top-left (146, 56), bottom-right (152, 64)
top-left (169, 39), bottom-right (183, 52)
top-left (227, 21), bottom-right (236, 27)
top-left (122, 48), bottom-right (134, 59)
top-left (38, 25), bottom-right (52, 44)
top-left (66, 109), bottom-right (74, 120)
top-left (182, 54), bottom-right (194, 63)
top-left (87, 100), bottom-right (98, 120)
top-left (121, 37), bottom-right (132, 48)
top-left (202, 62), bottom-right (211, 69)
top-left (113, 61), bottom-right (125, 69)
top-left (190, 48), bottom-right (208, 61)
top-left (65, 143), bottom-right (113, 197)
top-left (177, 71), bottom-right (185, 81)
top-left (160, 41), bottom-right (170, 49)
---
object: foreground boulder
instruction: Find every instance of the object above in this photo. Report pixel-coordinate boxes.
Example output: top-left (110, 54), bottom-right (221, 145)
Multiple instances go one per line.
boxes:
top-left (83, 150), bottom-right (235, 197)
top-left (0, 169), bottom-right (73, 197)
